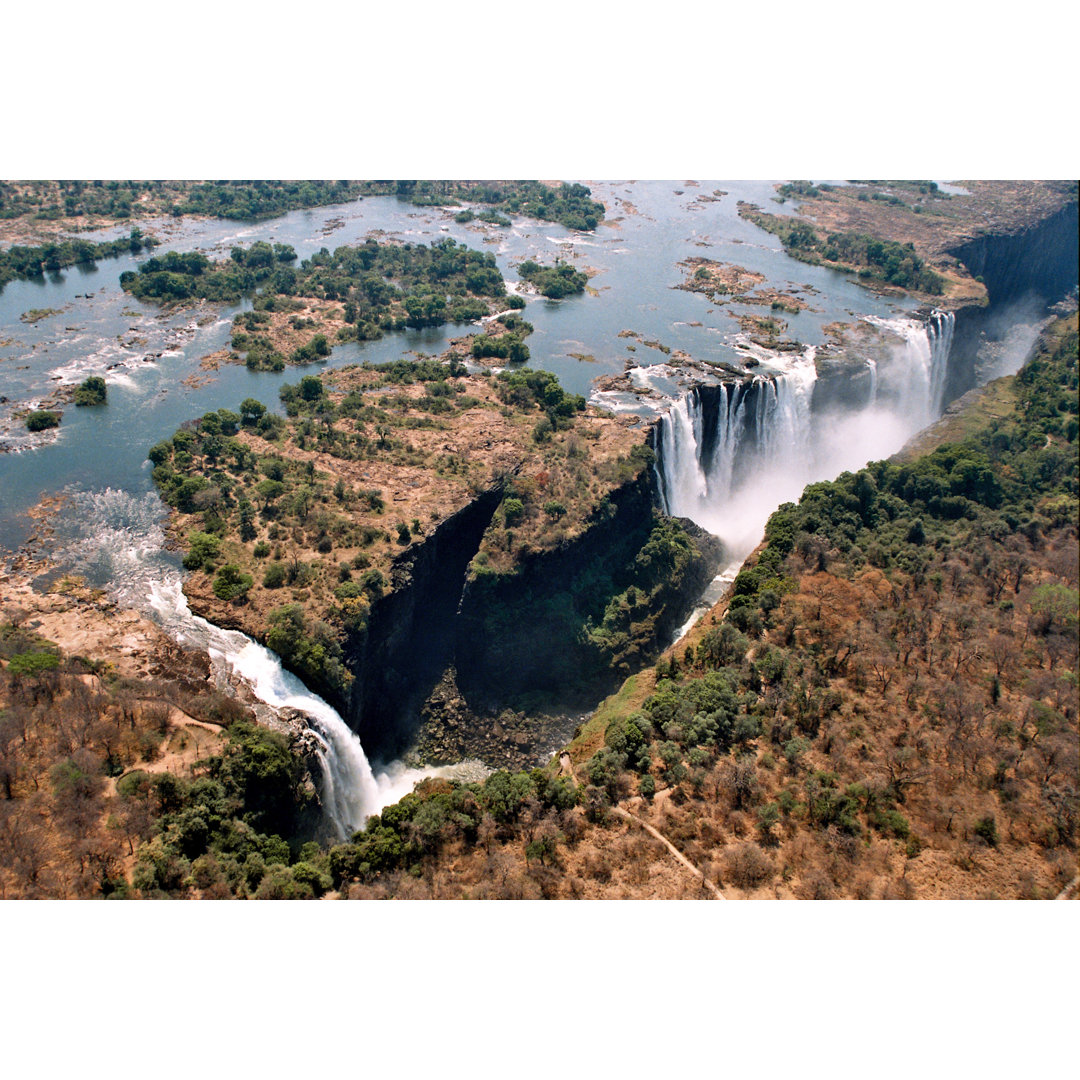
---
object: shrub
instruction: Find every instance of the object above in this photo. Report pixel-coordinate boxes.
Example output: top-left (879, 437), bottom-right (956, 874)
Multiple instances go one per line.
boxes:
top-left (722, 842), bottom-right (774, 889)
top-left (26, 410), bottom-right (60, 431)
top-left (262, 562), bottom-right (287, 588)
top-left (213, 564), bottom-right (253, 602)
top-left (73, 376), bottom-right (107, 406)
top-left (973, 815), bottom-right (999, 846)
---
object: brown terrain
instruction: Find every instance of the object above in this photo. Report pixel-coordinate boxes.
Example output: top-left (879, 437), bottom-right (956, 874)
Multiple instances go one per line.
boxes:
top-left (174, 358), bottom-right (648, 643)
top-left (0, 566), bottom-right (240, 898)
top-left (743, 180), bottom-right (1077, 307)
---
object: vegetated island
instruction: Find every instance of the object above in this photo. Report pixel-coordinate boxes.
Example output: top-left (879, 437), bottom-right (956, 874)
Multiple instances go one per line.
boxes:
top-left (0, 227), bottom-right (158, 293)
top-left (150, 344), bottom-right (722, 767)
top-left (120, 238), bottom-right (539, 371)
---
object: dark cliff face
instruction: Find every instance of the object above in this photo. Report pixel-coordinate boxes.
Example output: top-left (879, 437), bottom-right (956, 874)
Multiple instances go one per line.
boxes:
top-left (343, 487), bottom-right (503, 760)
top-left (945, 200), bottom-right (1079, 403)
top-left (454, 469), bottom-right (722, 715)
top-left (950, 200), bottom-right (1078, 309)
top-left (810, 351), bottom-right (875, 418)
top-left (341, 466), bottom-right (722, 764)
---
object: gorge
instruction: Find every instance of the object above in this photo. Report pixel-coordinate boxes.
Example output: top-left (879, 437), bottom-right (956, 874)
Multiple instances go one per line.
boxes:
top-left (1, 180), bottom-right (1076, 896)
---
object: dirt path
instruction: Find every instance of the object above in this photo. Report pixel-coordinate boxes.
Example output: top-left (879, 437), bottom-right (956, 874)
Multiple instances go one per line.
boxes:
top-left (561, 750), bottom-right (725, 898)
top-left (1055, 875), bottom-right (1078, 900)
top-left (612, 806), bottom-right (725, 900)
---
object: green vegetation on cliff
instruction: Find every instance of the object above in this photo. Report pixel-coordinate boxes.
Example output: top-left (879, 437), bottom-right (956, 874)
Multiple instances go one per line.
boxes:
top-left (147, 356), bottom-right (660, 705)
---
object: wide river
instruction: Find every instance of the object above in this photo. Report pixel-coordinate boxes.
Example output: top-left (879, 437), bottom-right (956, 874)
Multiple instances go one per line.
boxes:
top-left (0, 181), bottom-right (920, 558)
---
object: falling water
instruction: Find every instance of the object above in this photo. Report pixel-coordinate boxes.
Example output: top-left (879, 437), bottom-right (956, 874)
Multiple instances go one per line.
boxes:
top-left (865, 309), bottom-right (955, 429)
top-left (655, 346), bottom-right (818, 558)
top-left (654, 312), bottom-right (955, 562)
top-left (46, 487), bottom-right (465, 841)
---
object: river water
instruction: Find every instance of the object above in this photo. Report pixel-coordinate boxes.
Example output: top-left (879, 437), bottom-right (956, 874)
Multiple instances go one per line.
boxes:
top-left (0, 182), bottom-right (957, 832)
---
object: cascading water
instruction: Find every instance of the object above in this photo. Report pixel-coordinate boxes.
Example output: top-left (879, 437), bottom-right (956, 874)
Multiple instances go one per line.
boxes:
top-left (45, 487), bottom-right (466, 841)
top-left (655, 346), bottom-right (818, 558)
top-left (864, 309), bottom-right (954, 427)
top-left (654, 312), bottom-right (955, 568)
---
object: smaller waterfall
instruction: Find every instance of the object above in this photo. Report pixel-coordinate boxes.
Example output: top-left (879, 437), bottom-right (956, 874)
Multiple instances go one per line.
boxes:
top-left (927, 309), bottom-right (955, 418)
top-left (864, 309), bottom-right (955, 429)
top-left (865, 357), bottom-right (878, 404)
top-left (48, 487), bottom-right (459, 842)
top-left (148, 580), bottom-right (448, 841)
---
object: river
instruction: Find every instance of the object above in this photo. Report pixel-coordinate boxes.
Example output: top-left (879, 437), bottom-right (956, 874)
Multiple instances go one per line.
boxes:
top-left (0, 181), bottom-right (1044, 835)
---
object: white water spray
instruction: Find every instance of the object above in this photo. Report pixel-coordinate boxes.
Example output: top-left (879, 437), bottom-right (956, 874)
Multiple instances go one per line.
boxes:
top-left (865, 310), bottom-right (954, 428)
top-left (50, 488), bottom-right (471, 841)
top-left (654, 313), bottom-right (955, 562)
top-left (655, 346), bottom-right (818, 558)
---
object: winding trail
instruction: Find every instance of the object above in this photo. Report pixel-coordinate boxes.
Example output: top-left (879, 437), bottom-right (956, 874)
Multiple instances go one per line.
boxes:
top-left (561, 752), bottom-right (725, 897)
top-left (611, 806), bottom-right (726, 900)
top-left (1055, 875), bottom-right (1078, 900)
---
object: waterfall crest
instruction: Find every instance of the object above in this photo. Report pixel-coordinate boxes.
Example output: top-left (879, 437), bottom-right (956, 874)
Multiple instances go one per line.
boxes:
top-left (654, 313), bottom-right (954, 559)
top-left (654, 348), bottom-right (818, 558)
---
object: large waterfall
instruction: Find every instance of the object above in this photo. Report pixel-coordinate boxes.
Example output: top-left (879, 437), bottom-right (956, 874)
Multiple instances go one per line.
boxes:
top-left (654, 312), bottom-right (955, 559)
top-left (47, 488), bottom-right (452, 841)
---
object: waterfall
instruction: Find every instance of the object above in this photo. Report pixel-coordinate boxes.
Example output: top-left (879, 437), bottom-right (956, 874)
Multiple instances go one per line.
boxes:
top-left (864, 309), bottom-right (955, 429)
top-left (927, 309), bottom-right (955, 417)
top-left (865, 357), bottom-right (878, 404)
top-left (654, 347), bottom-right (818, 558)
top-left (47, 487), bottom-right (452, 842)
top-left (653, 310), bottom-right (956, 563)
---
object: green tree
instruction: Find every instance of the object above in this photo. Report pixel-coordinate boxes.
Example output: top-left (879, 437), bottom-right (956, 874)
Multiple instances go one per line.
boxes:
top-left (73, 376), bottom-right (107, 406)
top-left (213, 564), bottom-right (254, 602)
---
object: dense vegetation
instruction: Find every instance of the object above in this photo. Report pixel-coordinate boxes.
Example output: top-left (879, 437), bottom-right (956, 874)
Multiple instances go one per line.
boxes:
top-left (0, 180), bottom-right (605, 230)
top-left (119, 243), bottom-right (298, 303)
top-left (394, 180), bottom-right (605, 231)
top-left (25, 410), bottom-right (60, 432)
top-left (121, 237), bottom-right (510, 369)
top-left (173, 181), bottom-right (374, 221)
top-left (73, 376), bottom-right (107, 406)
top-left (0, 228), bottom-right (157, 292)
top-left (741, 205), bottom-right (945, 294)
top-left (517, 259), bottom-right (589, 299)
top-left (0, 180), bottom-right (388, 224)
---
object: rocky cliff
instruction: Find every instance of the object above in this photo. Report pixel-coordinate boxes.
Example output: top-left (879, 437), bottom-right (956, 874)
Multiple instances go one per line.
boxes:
top-left (945, 198), bottom-right (1078, 402)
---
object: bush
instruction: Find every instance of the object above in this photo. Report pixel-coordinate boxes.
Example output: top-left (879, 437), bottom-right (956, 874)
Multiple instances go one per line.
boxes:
top-left (973, 815), bottom-right (999, 846)
top-left (722, 842), bottom-right (774, 889)
top-left (26, 410), bottom-right (60, 431)
top-left (262, 562), bottom-right (287, 588)
top-left (73, 376), bottom-right (107, 406)
top-left (213, 564), bottom-right (253, 602)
